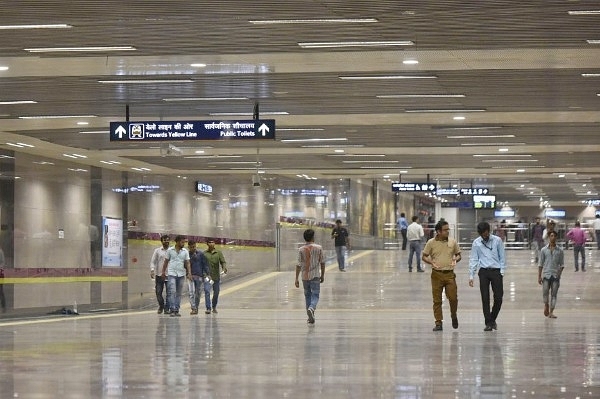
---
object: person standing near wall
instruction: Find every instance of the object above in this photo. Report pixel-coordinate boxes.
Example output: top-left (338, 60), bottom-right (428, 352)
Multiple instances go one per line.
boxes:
top-left (469, 221), bottom-right (506, 332)
top-left (331, 219), bottom-right (350, 272)
top-left (566, 221), bottom-right (587, 272)
top-left (593, 214), bottom-right (600, 250)
top-left (397, 213), bottom-right (409, 250)
top-left (295, 229), bottom-right (325, 324)
top-left (422, 220), bottom-right (462, 331)
top-left (161, 235), bottom-right (191, 317)
top-left (530, 217), bottom-right (545, 263)
top-left (150, 234), bottom-right (171, 314)
top-left (407, 216), bottom-right (425, 272)
top-left (187, 240), bottom-right (210, 314)
top-left (204, 239), bottom-right (227, 314)
top-left (538, 230), bottom-right (564, 318)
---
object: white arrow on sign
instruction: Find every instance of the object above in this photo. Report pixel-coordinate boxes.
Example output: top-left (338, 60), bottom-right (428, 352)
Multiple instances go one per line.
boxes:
top-left (258, 123), bottom-right (269, 136)
top-left (115, 125), bottom-right (126, 139)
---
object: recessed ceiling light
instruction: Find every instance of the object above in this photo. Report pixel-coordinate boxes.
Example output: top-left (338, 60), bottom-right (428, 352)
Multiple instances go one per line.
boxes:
top-left (473, 154), bottom-right (531, 158)
top-left (558, 174), bottom-right (565, 178)
top-left (0, 66), bottom-right (8, 71)
top-left (281, 138), bottom-right (347, 143)
top-left (299, 40), bottom-right (413, 48)
top-left (25, 46), bottom-right (136, 53)
top-left (449, 135), bottom-right (516, 139)
top-left (77, 121), bottom-right (89, 125)
top-left (498, 148), bottom-right (509, 152)
top-left (19, 115), bottom-right (97, 119)
top-left (190, 63), bottom-right (207, 67)
top-left (163, 97), bottom-right (247, 101)
top-left (402, 59), bottom-right (419, 65)
top-left (250, 18), bottom-right (377, 24)
top-left (99, 79), bottom-right (193, 84)
top-left (340, 75), bottom-right (436, 80)
top-left (568, 10), bottom-right (600, 15)
top-left (377, 94), bottom-right (464, 98)
top-left (453, 116), bottom-right (466, 120)
top-left (0, 100), bottom-right (37, 104)
top-left (587, 40), bottom-right (600, 44)
top-left (334, 149), bottom-right (344, 153)
top-left (516, 169), bottom-right (526, 173)
top-left (209, 111), bottom-right (288, 116)
top-left (581, 73), bottom-right (600, 77)
top-left (79, 130), bottom-right (109, 134)
top-left (0, 24), bottom-right (72, 29)
top-left (404, 109), bottom-right (485, 113)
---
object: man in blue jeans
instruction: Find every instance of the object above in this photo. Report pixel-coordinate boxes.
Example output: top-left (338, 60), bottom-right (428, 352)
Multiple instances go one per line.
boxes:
top-left (187, 240), bottom-right (210, 315)
top-left (161, 235), bottom-right (190, 317)
top-left (295, 229), bottom-right (326, 324)
top-left (331, 219), bottom-right (350, 271)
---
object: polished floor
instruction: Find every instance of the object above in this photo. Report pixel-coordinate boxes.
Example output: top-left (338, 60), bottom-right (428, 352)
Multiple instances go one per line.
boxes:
top-left (0, 247), bottom-right (599, 398)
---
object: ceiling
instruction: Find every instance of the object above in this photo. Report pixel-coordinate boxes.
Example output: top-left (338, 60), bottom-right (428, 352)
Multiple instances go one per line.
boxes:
top-left (2, 1), bottom-right (600, 206)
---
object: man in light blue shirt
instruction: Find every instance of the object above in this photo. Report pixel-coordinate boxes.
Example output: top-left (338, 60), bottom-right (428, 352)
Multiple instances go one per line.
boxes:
top-left (161, 235), bottom-right (191, 317)
top-left (397, 213), bottom-right (409, 250)
top-left (469, 221), bottom-right (506, 332)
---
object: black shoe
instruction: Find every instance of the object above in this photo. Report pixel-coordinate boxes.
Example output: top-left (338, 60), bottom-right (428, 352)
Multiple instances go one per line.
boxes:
top-left (212, 308), bottom-right (218, 314)
top-left (484, 324), bottom-right (493, 331)
top-left (575, 269), bottom-right (579, 272)
top-left (432, 324), bottom-right (443, 331)
top-left (339, 269), bottom-right (346, 272)
top-left (408, 268), bottom-right (413, 272)
top-left (417, 269), bottom-right (425, 273)
top-left (157, 307), bottom-right (163, 314)
top-left (452, 317), bottom-right (458, 329)
top-left (492, 321), bottom-right (497, 330)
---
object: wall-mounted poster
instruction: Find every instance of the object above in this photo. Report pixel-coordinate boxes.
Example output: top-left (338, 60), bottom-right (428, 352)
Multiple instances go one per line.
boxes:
top-left (102, 217), bottom-right (123, 267)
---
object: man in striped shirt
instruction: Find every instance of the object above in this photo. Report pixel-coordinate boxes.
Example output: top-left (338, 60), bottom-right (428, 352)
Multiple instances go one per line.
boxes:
top-left (295, 229), bottom-right (326, 324)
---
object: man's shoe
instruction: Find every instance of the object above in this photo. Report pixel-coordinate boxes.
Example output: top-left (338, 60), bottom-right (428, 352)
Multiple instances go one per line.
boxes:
top-left (408, 268), bottom-right (413, 272)
top-left (417, 269), bottom-right (425, 273)
top-left (452, 317), bottom-right (458, 329)
top-left (205, 309), bottom-right (211, 314)
top-left (432, 324), bottom-right (443, 331)
top-left (484, 324), bottom-right (493, 331)
top-left (170, 311), bottom-right (177, 317)
top-left (339, 269), bottom-right (346, 272)
top-left (190, 308), bottom-right (198, 315)
top-left (157, 307), bottom-right (163, 314)
top-left (307, 307), bottom-right (315, 324)
top-left (212, 308), bottom-right (218, 314)
top-left (492, 321), bottom-right (497, 330)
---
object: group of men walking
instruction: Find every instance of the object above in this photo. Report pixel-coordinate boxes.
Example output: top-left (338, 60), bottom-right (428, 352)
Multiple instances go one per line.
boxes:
top-left (150, 235), bottom-right (227, 317)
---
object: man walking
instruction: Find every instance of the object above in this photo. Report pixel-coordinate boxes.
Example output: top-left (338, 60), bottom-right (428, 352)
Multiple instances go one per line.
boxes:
top-left (469, 221), bottom-right (506, 332)
top-left (295, 229), bottom-right (325, 324)
top-left (422, 220), bottom-right (462, 331)
top-left (407, 216), bottom-right (425, 272)
top-left (331, 219), bottom-right (350, 271)
top-left (566, 221), bottom-right (587, 272)
top-left (204, 239), bottom-right (227, 314)
top-left (538, 230), bottom-right (564, 318)
top-left (397, 213), bottom-right (409, 250)
top-left (530, 217), bottom-right (545, 263)
top-left (161, 235), bottom-right (190, 317)
top-left (150, 234), bottom-right (170, 314)
top-left (187, 240), bottom-right (210, 314)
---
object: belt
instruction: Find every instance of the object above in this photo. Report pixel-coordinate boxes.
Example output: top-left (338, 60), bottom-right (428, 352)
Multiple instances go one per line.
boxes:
top-left (482, 267), bottom-right (500, 270)
top-left (433, 269), bottom-right (453, 273)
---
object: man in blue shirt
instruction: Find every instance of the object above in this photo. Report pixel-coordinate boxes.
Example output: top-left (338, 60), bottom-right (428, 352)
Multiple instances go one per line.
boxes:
top-left (469, 221), bottom-right (506, 331)
top-left (397, 213), bottom-right (409, 250)
top-left (187, 240), bottom-right (210, 315)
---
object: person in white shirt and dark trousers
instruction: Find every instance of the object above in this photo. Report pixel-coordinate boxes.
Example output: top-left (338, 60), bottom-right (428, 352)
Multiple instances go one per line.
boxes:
top-left (407, 216), bottom-right (425, 272)
top-left (469, 222), bottom-right (506, 332)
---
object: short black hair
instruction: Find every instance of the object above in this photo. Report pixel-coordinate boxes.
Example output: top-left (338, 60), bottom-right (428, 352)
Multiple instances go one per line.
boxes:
top-left (335, 219), bottom-right (342, 224)
top-left (303, 229), bottom-right (315, 242)
top-left (548, 230), bottom-right (558, 237)
top-left (435, 220), bottom-right (448, 232)
top-left (160, 234), bottom-right (169, 241)
top-left (174, 235), bottom-right (186, 242)
top-left (477, 221), bottom-right (490, 235)
top-left (412, 216), bottom-right (419, 222)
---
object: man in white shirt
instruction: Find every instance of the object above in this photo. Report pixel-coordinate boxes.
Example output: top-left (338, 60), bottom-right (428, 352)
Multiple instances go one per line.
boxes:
top-left (406, 216), bottom-right (425, 272)
top-left (161, 235), bottom-right (191, 317)
top-left (593, 214), bottom-right (600, 250)
top-left (150, 234), bottom-right (170, 314)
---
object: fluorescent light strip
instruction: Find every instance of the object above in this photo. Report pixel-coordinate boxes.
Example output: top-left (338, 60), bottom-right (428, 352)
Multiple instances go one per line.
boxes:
top-left (163, 97), bottom-right (248, 101)
top-left (301, 144), bottom-right (364, 148)
top-left (299, 41), bottom-right (413, 48)
top-left (406, 109), bottom-right (486, 113)
top-left (587, 40), bottom-right (600, 44)
top-left (473, 154), bottom-right (531, 157)
top-left (328, 154), bottom-right (385, 157)
top-left (437, 126), bottom-right (504, 130)
top-left (0, 66), bottom-right (8, 71)
top-left (99, 79), bottom-right (193, 84)
top-left (448, 135), bottom-right (515, 139)
top-left (460, 142), bottom-right (525, 146)
top-left (7, 142), bottom-right (34, 148)
top-left (250, 18), bottom-right (377, 24)
top-left (209, 111), bottom-right (288, 116)
top-left (0, 100), bottom-right (37, 105)
top-left (278, 128), bottom-right (324, 131)
top-left (25, 46), bottom-right (136, 53)
top-left (377, 94), bottom-right (465, 98)
top-left (79, 130), bottom-right (109, 134)
top-left (339, 75), bottom-right (436, 80)
top-left (581, 73), bottom-right (600, 77)
top-left (568, 10), bottom-right (600, 15)
top-left (281, 138), bottom-right (347, 143)
top-left (342, 160), bottom-right (399, 164)
top-left (482, 159), bottom-right (538, 163)
top-left (208, 161), bottom-right (258, 165)
top-left (183, 155), bottom-right (241, 159)
top-left (0, 24), bottom-right (71, 29)
top-left (19, 115), bottom-right (97, 119)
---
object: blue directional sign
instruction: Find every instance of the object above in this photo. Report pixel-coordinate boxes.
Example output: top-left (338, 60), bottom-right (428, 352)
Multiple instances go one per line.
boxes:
top-left (109, 119), bottom-right (275, 142)
top-left (391, 182), bottom-right (437, 192)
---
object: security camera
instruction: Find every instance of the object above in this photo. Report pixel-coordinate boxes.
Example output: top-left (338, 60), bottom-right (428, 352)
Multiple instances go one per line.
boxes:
top-left (252, 174), bottom-right (261, 187)
top-left (160, 143), bottom-right (183, 157)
